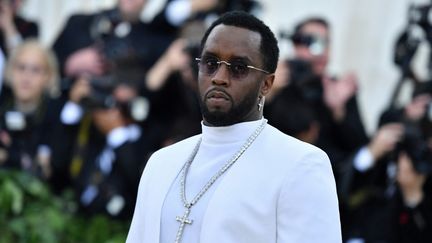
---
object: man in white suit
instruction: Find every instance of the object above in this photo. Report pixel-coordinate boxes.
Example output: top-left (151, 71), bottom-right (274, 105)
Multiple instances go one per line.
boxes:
top-left (126, 11), bottom-right (341, 243)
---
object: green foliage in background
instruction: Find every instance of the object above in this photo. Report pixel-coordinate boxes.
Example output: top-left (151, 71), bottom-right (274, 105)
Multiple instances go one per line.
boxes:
top-left (0, 169), bottom-right (129, 243)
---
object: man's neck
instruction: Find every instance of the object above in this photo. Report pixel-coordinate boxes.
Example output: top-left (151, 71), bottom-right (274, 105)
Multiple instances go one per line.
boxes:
top-left (203, 115), bottom-right (263, 127)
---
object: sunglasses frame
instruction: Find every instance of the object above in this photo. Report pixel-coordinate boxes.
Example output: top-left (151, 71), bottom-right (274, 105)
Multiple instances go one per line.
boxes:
top-left (195, 57), bottom-right (270, 79)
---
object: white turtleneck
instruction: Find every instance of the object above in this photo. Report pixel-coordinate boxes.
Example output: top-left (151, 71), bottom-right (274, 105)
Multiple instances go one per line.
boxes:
top-left (126, 117), bottom-right (341, 243)
top-left (160, 119), bottom-right (264, 243)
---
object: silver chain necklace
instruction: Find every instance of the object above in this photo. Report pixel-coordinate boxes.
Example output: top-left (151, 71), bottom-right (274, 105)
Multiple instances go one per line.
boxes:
top-left (174, 119), bottom-right (267, 243)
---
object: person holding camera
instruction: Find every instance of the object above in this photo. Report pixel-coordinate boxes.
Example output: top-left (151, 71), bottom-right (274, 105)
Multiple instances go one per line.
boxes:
top-left (0, 39), bottom-right (59, 179)
top-left (48, 76), bottom-right (153, 218)
top-left (52, 0), bottom-right (174, 79)
top-left (51, 0), bottom-right (189, 154)
top-left (266, 17), bottom-right (416, 240)
top-left (144, 19), bottom-right (213, 145)
top-left (267, 16), bottom-right (407, 186)
top-left (290, 17), bottom-right (368, 158)
top-left (268, 17), bottom-right (369, 160)
top-left (341, 85), bottom-right (432, 242)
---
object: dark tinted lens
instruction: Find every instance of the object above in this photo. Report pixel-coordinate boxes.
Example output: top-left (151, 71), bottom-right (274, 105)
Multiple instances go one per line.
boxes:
top-left (201, 58), bottom-right (219, 75)
top-left (230, 61), bottom-right (249, 79)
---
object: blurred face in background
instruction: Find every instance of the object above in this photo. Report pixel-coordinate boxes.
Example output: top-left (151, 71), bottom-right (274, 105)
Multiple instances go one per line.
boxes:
top-left (294, 22), bottom-right (330, 77)
top-left (10, 45), bottom-right (51, 103)
top-left (118, 0), bottom-right (147, 22)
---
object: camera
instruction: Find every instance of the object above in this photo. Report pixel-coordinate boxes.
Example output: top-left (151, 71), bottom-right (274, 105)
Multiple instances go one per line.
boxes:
top-left (292, 33), bottom-right (328, 56)
top-left (382, 81), bottom-right (432, 174)
top-left (398, 122), bottom-right (432, 174)
top-left (379, 117), bottom-right (432, 175)
top-left (78, 76), bottom-right (149, 122)
top-left (90, 8), bottom-right (144, 70)
top-left (283, 59), bottom-right (323, 103)
top-left (394, 2), bottom-right (432, 76)
top-left (279, 30), bottom-right (328, 56)
top-left (407, 3), bottom-right (432, 40)
top-left (80, 76), bottom-right (116, 110)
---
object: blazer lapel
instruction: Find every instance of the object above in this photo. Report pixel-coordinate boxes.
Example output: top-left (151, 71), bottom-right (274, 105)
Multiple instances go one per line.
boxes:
top-left (146, 136), bottom-right (200, 241)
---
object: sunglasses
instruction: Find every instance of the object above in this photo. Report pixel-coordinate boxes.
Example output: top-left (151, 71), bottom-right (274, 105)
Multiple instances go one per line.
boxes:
top-left (195, 57), bottom-right (270, 80)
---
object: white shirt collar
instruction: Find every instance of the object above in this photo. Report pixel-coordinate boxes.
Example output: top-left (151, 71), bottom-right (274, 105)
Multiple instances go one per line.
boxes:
top-left (201, 118), bottom-right (264, 145)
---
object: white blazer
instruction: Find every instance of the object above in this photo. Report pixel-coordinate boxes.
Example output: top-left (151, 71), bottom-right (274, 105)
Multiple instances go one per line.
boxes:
top-left (126, 125), bottom-right (342, 243)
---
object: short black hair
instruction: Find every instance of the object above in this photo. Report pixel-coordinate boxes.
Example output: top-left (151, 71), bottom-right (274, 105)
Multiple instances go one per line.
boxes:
top-left (293, 17), bottom-right (329, 36)
top-left (200, 11), bottom-right (279, 73)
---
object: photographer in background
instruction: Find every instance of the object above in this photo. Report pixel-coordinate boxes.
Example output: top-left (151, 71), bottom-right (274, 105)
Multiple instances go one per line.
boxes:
top-left (52, 0), bottom-right (174, 79)
top-left (144, 21), bottom-right (209, 145)
top-left (342, 84), bottom-right (432, 242)
top-left (266, 17), bottom-right (410, 240)
top-left (268, 17), bottom-right (369, 162)
top-left (51, 0), bottom-right (181, 162)
top-left (49, 76), bottom-right (153, 219)
top-left (0, 0), bottom-right (38, 55)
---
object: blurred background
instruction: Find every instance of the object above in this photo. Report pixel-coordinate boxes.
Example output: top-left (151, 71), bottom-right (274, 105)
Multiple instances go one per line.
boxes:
top-left (17, 0), bottom-right (431, 133)
top-left (1, 0), bottom-right (432, 242)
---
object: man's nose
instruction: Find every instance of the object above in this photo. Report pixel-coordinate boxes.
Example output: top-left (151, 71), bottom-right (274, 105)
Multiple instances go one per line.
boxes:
top-left (211, 62), bottom-right (230, 86)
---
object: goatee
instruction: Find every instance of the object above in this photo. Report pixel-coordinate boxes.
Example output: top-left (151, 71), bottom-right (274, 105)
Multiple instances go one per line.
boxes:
top-left (199, 89), bottom-right (259, 126)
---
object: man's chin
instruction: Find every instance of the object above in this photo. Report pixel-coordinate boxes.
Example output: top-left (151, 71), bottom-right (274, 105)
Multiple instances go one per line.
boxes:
top-left (202, 110), bottom-right (236, 127)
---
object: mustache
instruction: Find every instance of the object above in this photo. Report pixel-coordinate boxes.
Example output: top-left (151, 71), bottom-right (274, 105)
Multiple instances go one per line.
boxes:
top-left (205, 88), bottom-right (232, 100)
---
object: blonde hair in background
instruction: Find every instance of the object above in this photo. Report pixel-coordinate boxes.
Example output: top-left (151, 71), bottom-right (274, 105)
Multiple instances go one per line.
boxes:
top-left (5, 38), bottom-right (60, 97)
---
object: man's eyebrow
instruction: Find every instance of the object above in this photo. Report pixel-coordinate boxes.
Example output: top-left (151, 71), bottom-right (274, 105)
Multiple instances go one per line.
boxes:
top-left (201, 52), bottom-right (253, 63)
top-left (231, 56), bottom-right (251, 62)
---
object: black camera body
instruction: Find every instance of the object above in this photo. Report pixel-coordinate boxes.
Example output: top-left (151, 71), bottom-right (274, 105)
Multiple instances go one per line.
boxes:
top-left (381, 81), bottom-right (432, 174)
top-left (285, 59), bottom-right (323, 103)
top-left (394, 2), bottom-right (432, 77)
top-left (279, 30), bottom-right (328, 57)
top-left (80, 76), bottom-right (117, 110)
top-left (398, 122), bottom-right (432, 174)
top-left (89, 8), bottom-right (151, 73)
top-left (78, 76), bottom-right (149, 122)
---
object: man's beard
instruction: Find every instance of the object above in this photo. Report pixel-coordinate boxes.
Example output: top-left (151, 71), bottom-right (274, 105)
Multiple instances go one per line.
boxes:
top-left (199, 88), bottom-right (260, 127)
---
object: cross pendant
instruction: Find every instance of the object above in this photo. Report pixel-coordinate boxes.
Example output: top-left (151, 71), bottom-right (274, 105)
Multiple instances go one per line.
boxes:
top-left (174, 207), bottom-right (193, 243)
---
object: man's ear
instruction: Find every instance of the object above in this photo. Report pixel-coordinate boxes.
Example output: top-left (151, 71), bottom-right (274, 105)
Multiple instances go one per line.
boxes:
top-left (261, 73), bottom-right (275, 96)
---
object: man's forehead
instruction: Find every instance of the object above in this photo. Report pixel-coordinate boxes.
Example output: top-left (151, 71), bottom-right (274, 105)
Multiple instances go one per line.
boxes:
top-left (203, 24), bottom-right (262, 58)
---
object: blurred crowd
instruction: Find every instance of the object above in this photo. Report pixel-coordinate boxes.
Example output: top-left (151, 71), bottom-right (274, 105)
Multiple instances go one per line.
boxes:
top-left (0, 0), bottom-right (431, 242)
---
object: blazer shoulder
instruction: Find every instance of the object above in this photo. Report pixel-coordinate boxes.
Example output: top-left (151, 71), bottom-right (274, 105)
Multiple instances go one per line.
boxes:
top-left (264, 124), bottom-right (329, 162)
top-left (148, 134), bottom-right (201, 162)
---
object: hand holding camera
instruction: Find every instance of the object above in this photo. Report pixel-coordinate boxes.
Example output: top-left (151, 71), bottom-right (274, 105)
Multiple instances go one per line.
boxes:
top-left (69, 77), bottom-right (91, 103)
top-left (163, 38), bottom-right (190, 72)
top-left (146, 38), bottom-right (191, 91)
top-left (368, 123), bottom-right (404, 161)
